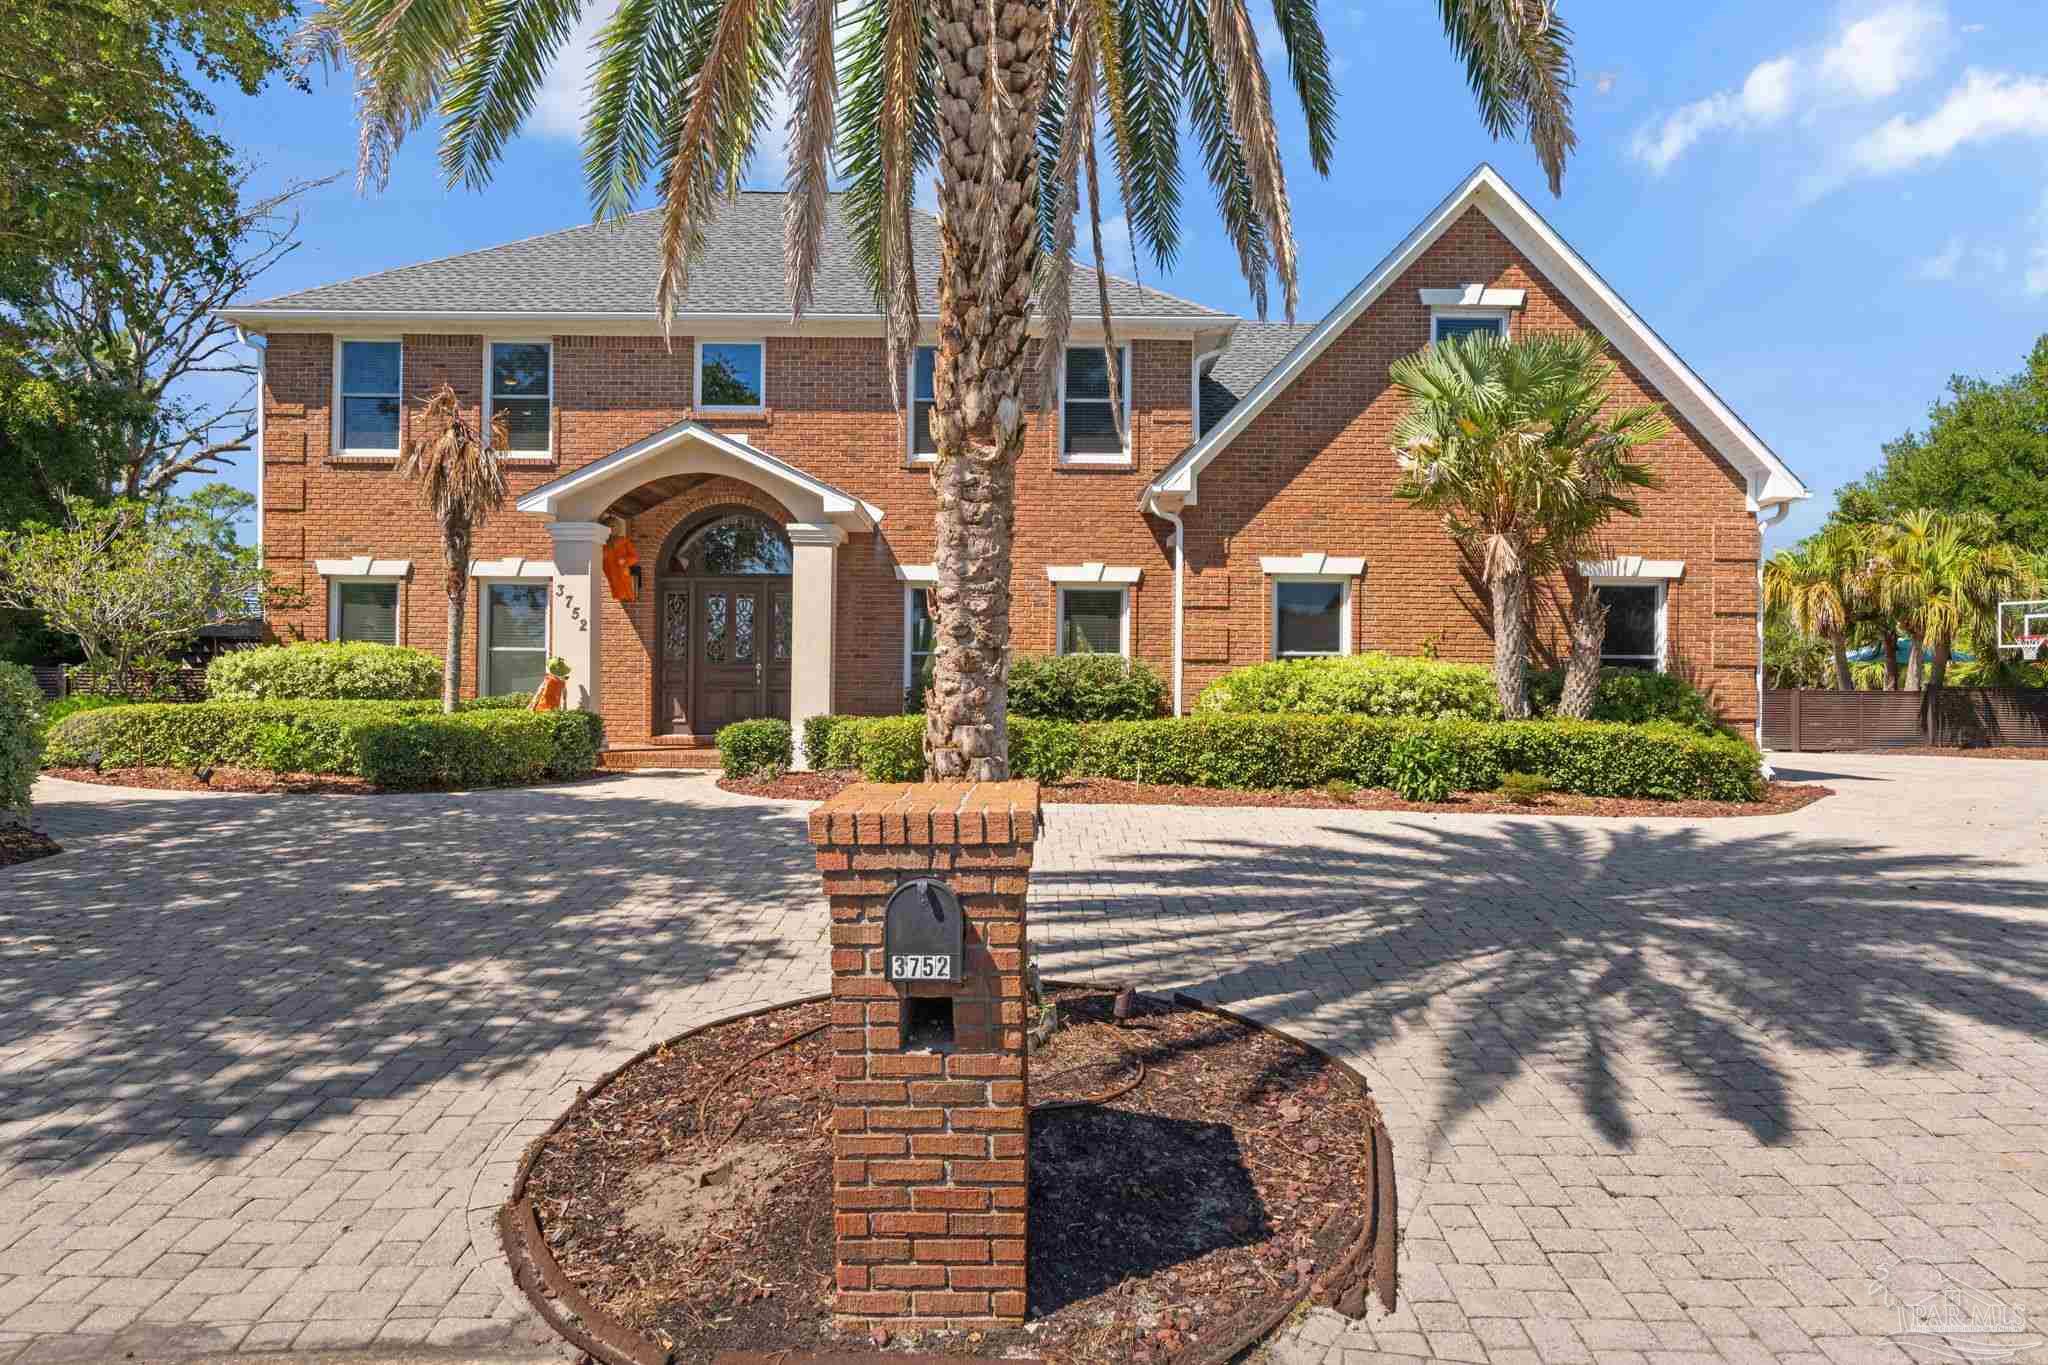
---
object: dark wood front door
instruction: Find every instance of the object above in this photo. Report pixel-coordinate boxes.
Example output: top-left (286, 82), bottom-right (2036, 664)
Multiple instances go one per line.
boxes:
top-left (659, 577), bottom-right (793, 738)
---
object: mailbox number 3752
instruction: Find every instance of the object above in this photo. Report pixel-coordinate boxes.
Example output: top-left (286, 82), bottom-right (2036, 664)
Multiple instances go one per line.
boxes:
top-left (890, 954), bottom-right (952, 981)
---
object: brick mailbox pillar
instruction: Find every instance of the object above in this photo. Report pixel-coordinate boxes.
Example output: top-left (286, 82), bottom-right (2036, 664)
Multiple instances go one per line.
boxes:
top-left (808, 780), bottom-right (1041, 1328)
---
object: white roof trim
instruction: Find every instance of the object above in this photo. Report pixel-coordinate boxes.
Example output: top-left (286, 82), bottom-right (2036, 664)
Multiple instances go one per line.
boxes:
top-left (1146, 165), bottom-right (1809, 515)
top-left (470, 557), bottom-right (557, 578)
top-left (513, 419), bottom-right (882, 528)
top-left (1580, 557), bottom-right (1685, 581)
top-left (895, 564), bottom-right (938, 585)
top-left (1260, 553), bottom-right (1366, 576)
top-left (315, 557), bottom-right (411, 578)
top-left (1046, 562), bottom-right (1143, 585)
top-left (1418, 285), bottom-right (1525, 308)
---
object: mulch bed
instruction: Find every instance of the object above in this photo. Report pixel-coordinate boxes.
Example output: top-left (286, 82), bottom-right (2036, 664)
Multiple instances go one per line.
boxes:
top-left (45, 766), bottom-right (378, 795)
top-left (0, 824), bottom-right (61, 867)
top-left (722, 770), bottom-right (1831, 818)
top-left (520, 987), bottom-right (1376, 1363)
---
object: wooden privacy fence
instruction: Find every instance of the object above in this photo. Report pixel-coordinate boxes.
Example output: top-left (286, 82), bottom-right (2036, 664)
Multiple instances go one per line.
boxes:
top-left (1762, 688), bottom-right (2048, 751)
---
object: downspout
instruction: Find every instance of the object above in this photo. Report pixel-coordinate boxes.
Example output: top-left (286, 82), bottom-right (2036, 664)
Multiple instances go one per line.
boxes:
top-left (1162, 344), bottom-right (1226, 717)
top-left (1754, 498), bottom-right (1792, 764)
top-left (1162, 506), bottom-right (1185, 714)
top-left (237, 326), bottom-right (267, 564)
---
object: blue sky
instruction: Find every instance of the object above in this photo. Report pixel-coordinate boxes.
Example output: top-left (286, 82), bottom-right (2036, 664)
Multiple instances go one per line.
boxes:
top-left (208, 0), bottom-right (2048, 548)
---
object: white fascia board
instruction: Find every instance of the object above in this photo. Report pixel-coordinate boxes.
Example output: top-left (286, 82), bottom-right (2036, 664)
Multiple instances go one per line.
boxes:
top-left (1145, 164), bottom-right (1811, 515)
top-left (894, 564), bottom-right (938, 585)
top-left (1579, 557), bottom-right (1685, 581)
top-left (1260, 553), bottom-right (1366, 576)
top-left (315, 557), bottom-right (412, 577)
top-left (470, 557), bottom-right (558, 578)
top-left (513, 419), bottom-right (882, 528)
top-left (1046, 562), bottom-right (1143, 585)
top-left (216, 308), bottom-right (1229, 337)
top-left (1418, 286), bottom-right (1526, 308)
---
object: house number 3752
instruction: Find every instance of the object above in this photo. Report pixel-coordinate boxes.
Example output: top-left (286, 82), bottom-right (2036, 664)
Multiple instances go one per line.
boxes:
top-left (553, 582), bottom-right (589, 631)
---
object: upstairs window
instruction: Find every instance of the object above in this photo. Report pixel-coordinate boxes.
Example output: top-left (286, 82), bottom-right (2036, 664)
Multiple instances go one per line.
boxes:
top-left (909, 347), bottom-right (937, 461)
top-left (1431, 313), bottom-right (1508, 345)
top-left (488, 342), bottom-right (552, 455)
top-left (1062, 345), bottom-right (1129, 462)
top-left (697, 340), bottom-right (765, 410)
top-left (1598, 583), bottom-right (1664, 670)
top-left (338, 340), bottom-right (402, 453)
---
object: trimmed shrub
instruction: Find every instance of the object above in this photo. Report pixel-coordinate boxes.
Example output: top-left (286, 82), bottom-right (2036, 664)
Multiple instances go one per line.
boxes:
top-left (39, 695), bottom-right (128, 735)
top-left (803, 713), bottom-right (849, 769)
top-left (718, 719), bottom-right (792, 777)
top-left (1010, 716), bottom-right (1084, 781)
top-left (1008, 653), bottom-right (1168, 721)
top-left (0, 662), bottom-right (43, 825)
top-left (458, 693), bottom-right (535, 711)
top-left (42, 700), bottom-right (602, 787)
top-left (854, 715), bottom-right (925, 782)
top-left (1196, 654), bottom-right (1501, 721)
top-left (206, 642), bottom-right (442, 702)
top-left (1528, 666), bottom-right (1724, 736)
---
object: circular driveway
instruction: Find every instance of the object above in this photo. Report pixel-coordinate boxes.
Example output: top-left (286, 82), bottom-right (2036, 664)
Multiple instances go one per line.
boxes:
top-left (1, 755), bottom-right (2044, 1363)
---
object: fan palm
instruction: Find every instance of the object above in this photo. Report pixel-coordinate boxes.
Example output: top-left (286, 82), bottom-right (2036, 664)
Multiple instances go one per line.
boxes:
top-left (305, 0), bottom-right (1577, 776)
top-left (398, 384), bottom-right (509, 713)
top-left (1762, 525), bottom-right (1868, 691)
top-left (1390, 330), bottom-right (1666, 719)
top-left (1870, 509), bottom-right (2027, 691)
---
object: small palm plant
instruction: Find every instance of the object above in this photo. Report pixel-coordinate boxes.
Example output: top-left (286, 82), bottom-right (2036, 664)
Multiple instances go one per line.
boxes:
top-left (1391, 331), bottom-right (1667, 719)
top-left (1763, 525), bottom-right (1870, 691)
top-left (398, 384), bottom-right (509, 712)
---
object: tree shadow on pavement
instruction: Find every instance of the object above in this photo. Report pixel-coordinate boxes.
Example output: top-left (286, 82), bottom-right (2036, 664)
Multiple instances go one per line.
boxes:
top-left (1028, 816), bottom-right (2048, 1152)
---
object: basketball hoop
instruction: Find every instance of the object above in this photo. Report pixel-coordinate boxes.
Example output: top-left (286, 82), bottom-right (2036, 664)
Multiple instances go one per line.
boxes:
top-left (1998, 600), bottom-right (2048, 662)
top-left (2022, 636), bottom-right (2044, 663)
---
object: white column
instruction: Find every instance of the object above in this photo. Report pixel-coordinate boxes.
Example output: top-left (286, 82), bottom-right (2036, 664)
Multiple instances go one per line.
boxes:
top-left (786, 522), bottom-right (844, 769)
top-left (543, 521), bottom-right (611, 713)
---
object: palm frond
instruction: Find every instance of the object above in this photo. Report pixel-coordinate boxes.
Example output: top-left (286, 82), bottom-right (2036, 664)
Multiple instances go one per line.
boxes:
top-left (783, 0), bottom-right (839, 317)
top-left (1267, 0), bottom-right (1335, 174)
top-left (1436, 0), bottom-right (1577, 194)
top-left (440, 0), bottom-right (588, 191)
top-left (1082, 91), bottom-right (1125, 435)
top-left (1179, 0), bottom-right (1270, 317)
top-left (309, 0), bottom-right (471, 191)
top-left (582, 0), bottom-right (712, 219)
top-left (1202, 0), bottom-right (1299, 319)
top-left (1094, 0), bottom-right (1184, 272)
top-left (1036, 15), bottom-right (1095, 411)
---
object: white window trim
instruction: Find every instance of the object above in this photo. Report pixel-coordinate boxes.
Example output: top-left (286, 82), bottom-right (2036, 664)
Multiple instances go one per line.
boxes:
top-left (333, 337), bottom-right (404, 459)
top-left (1056, 585), bottom-right (1131, 658)
top-left (1058, 343), bottom-right (1133, 466)
top-left (1045, 562), bottom-right (1142, 586)
top-left (1258, 553), bottom-right (1365, 577)
top-left (907, 346), bottom-right (937, 464)
top-left (1418, 286), bottom-right (1526, 308)
top-left (1429, 307), bottom-right (1514, 345)
top-left (902, 586), bottom-right (932, 692)
top-left (1268, 576), bottom-right (1354, 660)
top-left (483, 340), bottom-right (555, 463)
top-left (1587, 575), bottom-right (1669, 672)
top-left (477, 577), bottom-right (552, 697)
top-left (694, 338), bottom-right (767, 413)
top-left (327, 577), bottom-right (405, 645)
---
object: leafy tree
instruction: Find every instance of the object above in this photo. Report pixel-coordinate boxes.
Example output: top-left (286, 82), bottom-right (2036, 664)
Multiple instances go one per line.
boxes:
top-left (1763, 525), bottom-right (1867, 691)
top-left (1390, 331), bottom-right (1665, 719)
top-left (0, 497), bottom-right (299, 685)
top-left (307, 0), bottom-right (1578, 778)
top-left (1831, 336), bottom-right (2048, 554)
top-left (1869, 509), bottom-right (2030, 691)
top-left (398, 384), bottom-right (509, 713)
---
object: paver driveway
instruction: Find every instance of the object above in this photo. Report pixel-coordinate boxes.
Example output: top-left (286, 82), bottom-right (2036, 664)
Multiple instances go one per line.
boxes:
top-left (1, 754), bottom-right (2044, 1364)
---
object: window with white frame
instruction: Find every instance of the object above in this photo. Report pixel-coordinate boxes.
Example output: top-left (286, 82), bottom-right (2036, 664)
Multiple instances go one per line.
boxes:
top-left (1062, 345), bottom-right (1129, 461)
top-left (481, 581), bottom-right (549, 696)
top-left (487, 342), bottom-right (551, 455)
top-left (909, 346), bottom-right (937, 461)
top-left (1430, 312), bottom-right (1508, 345)
top-left (904, 587), bottom-right (936, 693)
top-left (697, 340), bottom-right (765, 410)
top-left (1272, 579), bottom-right (1349, 658)
top-left (338, 340), bottom-right (402, 453)
top-left (334, 581), bottom-right (400, 644)
top-left (1597, 583), bottom-right (1664, 669)
top-left (1057, 587), bottom-right (1127, 656)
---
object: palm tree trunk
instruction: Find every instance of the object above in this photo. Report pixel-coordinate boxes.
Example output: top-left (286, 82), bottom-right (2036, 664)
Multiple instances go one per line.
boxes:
top-left (1492, 567), bottom-right (1532, 719)
top-left (1559, 572), bottom-right (1605, 719)
top-left (1928, 632), bottom-right (1952, 691)
top-left (443, 517), bottom-right (470, 714)
top-left (1829, 632), bottom-right (1854, 691)
top-left (1880, 628), bottom-right (1901, 690)
top-left (1905, 634), bottom-right (1926, 692)
top-left (921, 0), bottom-right (1049, 781)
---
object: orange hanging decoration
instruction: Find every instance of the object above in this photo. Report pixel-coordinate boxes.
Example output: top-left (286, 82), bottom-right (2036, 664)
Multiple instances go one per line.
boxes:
top-left (602, 527), bottom-right (640, 603)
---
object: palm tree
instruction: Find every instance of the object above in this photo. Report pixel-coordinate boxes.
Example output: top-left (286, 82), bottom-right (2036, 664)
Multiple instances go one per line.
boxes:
top-left (1391, 330), bottom-right (1665, 719)
top-left (306, 0), bottom-right (1577, 776)
top-left (1868, 509), bottom-right (2027, 691)
top-left (1762, 526), bottom-right (1867, 691)
top-left (398, 383), bottom-right (509, 713)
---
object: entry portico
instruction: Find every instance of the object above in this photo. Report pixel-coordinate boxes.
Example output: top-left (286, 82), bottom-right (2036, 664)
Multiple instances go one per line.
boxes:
top-left (516, 420), bottom-right (882, 767)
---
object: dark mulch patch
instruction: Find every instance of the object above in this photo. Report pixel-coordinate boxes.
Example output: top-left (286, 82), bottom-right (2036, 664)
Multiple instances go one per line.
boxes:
top-left (1, 824), bottom-right (61, 867)
top-left (722, 769), bottom-right (1830, 819)
top-left (523, 987), bottom-right (1372, 1363)
top-left (1883, 746), bottom-right (2048, 760)
top-left (45, 766), bottom-right (378, 795)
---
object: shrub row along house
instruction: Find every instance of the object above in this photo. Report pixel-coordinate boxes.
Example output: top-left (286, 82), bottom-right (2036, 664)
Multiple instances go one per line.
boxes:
top-left (222, 166), bottom-right (1810, 767)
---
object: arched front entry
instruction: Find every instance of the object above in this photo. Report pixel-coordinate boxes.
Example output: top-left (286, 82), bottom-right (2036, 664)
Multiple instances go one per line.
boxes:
top-left (656, 508), bottom-right (795, 737)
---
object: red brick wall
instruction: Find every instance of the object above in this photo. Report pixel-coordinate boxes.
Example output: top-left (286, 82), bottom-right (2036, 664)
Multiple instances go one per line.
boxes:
top-left (1178, 206), bottom-right (1763, 727)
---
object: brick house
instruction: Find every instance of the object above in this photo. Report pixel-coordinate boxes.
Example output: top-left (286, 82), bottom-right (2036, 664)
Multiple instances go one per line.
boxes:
top-left (222, 165), bottom-right (1807, 766)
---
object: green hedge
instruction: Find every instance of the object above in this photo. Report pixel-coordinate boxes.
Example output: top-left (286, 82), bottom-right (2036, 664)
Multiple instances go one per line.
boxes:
top-left (808, 711), bottom-right (1762, 802)
top-left (1527, 666), bottom-right (1725, 736)
top-left (206, 642), bottom-right (444, 701)
top-left (718, 719), bottom-right (792, 777)
top-left (1008, 653), bottom-right (1167, 721)
top-left (0, 662), bottom-right (43, 824)
top-left (1196, 654), bottom-right (1502, 721)
top-left (42, 700), bottom-right (602, 788)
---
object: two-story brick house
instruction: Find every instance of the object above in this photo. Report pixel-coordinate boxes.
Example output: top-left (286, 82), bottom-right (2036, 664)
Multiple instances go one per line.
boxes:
top-left (222, 165), bottom-right (1807, 767)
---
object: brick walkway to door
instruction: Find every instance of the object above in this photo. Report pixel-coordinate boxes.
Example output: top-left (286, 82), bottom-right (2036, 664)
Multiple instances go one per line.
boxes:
top-left (2, 753), bottom-right (2044, 1363)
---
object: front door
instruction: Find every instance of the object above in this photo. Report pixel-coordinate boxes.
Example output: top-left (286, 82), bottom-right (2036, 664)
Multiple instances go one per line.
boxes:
top-left (681, 579), bottom-right (794, 736)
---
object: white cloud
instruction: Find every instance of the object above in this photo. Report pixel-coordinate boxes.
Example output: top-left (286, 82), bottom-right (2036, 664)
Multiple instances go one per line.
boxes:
top-left (1629, 56), bottom-right (1800, 172)
top-left (1592, 71), bottom-right (1618, 97)
top-left (1916, 237), bottom-right (1964, 279)
top-left (532, 3), bottom-right (612, 138)
top-left (1819, 2), bottom-right (1947, 99)
top-left (1849, 68), bottom-right (2048, 173)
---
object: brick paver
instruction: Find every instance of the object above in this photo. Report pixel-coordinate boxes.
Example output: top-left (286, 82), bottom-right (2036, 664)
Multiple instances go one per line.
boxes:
top-left (2, 753), bottom-right (2043, 1362)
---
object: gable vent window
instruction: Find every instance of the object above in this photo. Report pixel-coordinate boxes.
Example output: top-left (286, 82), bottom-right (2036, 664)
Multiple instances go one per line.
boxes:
top-left (1431, 314), bottom-right (1508, 345)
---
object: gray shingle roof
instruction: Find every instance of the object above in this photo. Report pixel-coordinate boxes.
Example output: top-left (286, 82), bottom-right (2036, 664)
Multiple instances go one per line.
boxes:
top-left (242, 191), bottom-right (1231, 320)
top-left (1199, 322), bottom-right (1313, 434)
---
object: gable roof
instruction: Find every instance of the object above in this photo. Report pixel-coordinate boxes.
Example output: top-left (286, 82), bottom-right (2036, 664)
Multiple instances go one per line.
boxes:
top-left (1199, 322), bottom-right (1314, 435)
top-left (225, 192), bottom-right (1229, 325)
top-left (1148, 165), bottom-right (1810, 514)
